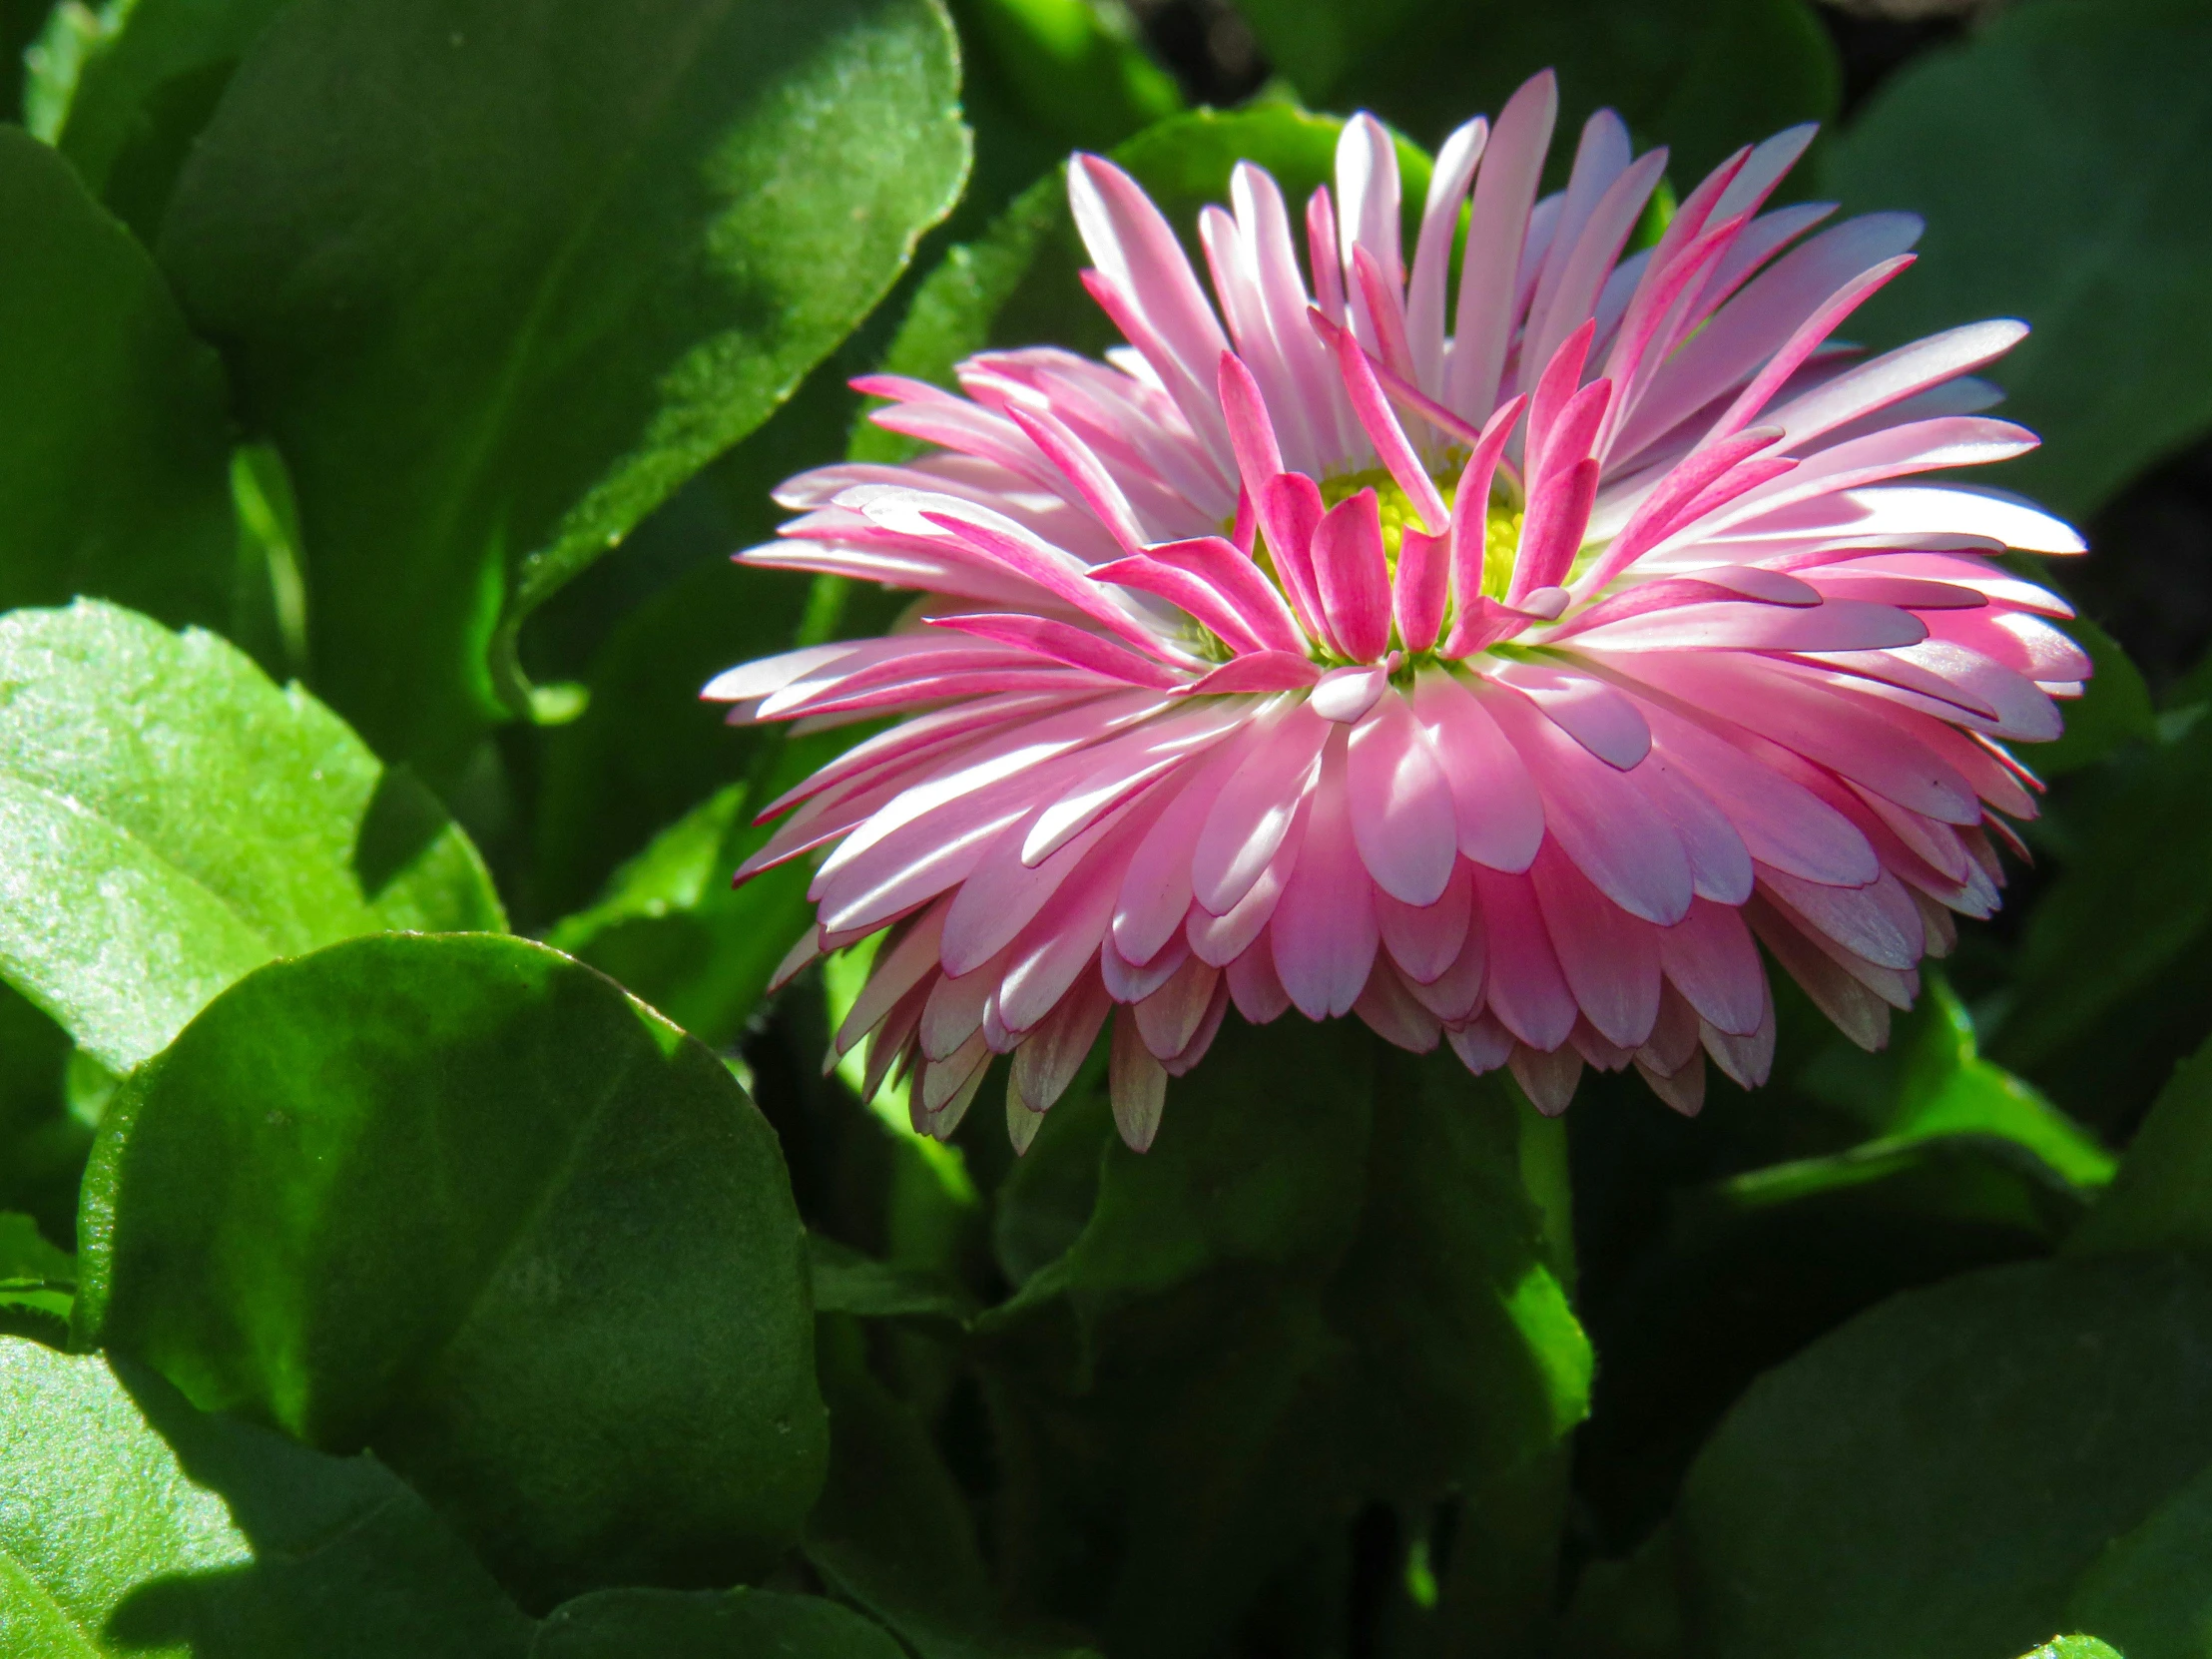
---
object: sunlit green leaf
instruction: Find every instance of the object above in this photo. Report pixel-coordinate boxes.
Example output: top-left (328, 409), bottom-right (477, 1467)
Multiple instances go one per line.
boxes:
top-left (0, 1338), bottom-right (534, 1657)
top-left (0, 602), bottom-right (501, 1074)
top-left (78, 932), bottom-right (825, 1607)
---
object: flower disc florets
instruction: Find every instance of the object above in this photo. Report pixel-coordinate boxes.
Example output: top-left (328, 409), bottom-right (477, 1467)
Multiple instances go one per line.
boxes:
top-left (708, 70), bottom-right (2086, 1151)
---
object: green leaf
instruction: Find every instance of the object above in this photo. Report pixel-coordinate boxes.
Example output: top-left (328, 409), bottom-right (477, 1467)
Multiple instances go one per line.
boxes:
top-left (809, 1234), bottom-right (977, 1325)
top-left (2031, 614), bottom-right (2156, 777)
top-left (1231, 0), bottom-right (1838, 183)
top-left (526, 365), bottom-right (854, 917)
top-left (0, 1212), bottom-right (72, 1283)
top-left (1821, 0), bottom-right (2212, 518)
top-left (2067, 1031), bottom-right (2212, 1258)
top-left (1676, 1253), bottom-right (2212, 1657)
top-left (1992, 708), bottom-right (2212, 1114)
top-left (0, 1337), bottom-right (533, 1657)
top-left (0, 128), bottom-right (236, 636)
top-left (157, 0), bottom-right (970, 777)
top-left (77, 932), bottom-right (826, 1607)
top-left (980, 1022), bottom-right (1588, 1657)
top-left (948, 0), bottom-right (1179, 154)
top-left (544, 721), bottom-right (862, 1049)
top-left (28, 0), bottom-right (293, 243)
top-left (2065, 1458), bottom-right (2212, 1657)
top-left (0, 601), bottom-right (501, 1074)
top-left (2022, 1643), bottom-right (2126, 1659)
top-left (1887, 978), bottom-right (2114, 1189)
top-left (1324, 1052), bottom-right (1590, 1649)
top-left (0, 984), bottom-right (85, 1244)
top-left (806, 1315), bottom-right (1092, 1659)
top-left (530, 1587), bottom-right (905, 1659)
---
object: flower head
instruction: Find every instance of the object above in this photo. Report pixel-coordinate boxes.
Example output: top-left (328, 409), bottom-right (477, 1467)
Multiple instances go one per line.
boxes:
top-left (709, 71), bottom-right (2085, 1150)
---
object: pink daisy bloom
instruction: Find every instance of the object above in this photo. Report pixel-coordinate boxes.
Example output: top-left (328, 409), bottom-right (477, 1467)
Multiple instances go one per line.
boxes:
top-left (708, 70), bottom-right (2085, 1151)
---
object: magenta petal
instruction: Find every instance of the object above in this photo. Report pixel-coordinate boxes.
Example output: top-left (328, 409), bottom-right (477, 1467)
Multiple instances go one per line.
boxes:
top-left (1258, 471), bottom-right (1334, 649)
top-left (1312, 489), bottom-right (1393, 661)
top-left (1347, 689), bottom-right (1458, 905)
top-left (1394, 528), bottom-right (1449, 656)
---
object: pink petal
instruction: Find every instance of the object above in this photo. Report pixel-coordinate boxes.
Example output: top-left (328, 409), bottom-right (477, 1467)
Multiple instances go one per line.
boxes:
top-left (1476, 681), bottom-right (1693, 925)
top-left (1530, 840), bottom-right (1662, 1050)
top-left (1346, 687), bottom-right (1459, 905)
top-left (1227, 945), bottom-right (1294, 1024)
top-left (1377, 858), bottom-right (1475, 984)
top-left (1269, 731), bottom-right (1381, 1018)
top-left (1657, 897), bottom-right (1766, 1036)
top-left (1311, 663), bottom-right (1390, 724)
top-left (1490, 658), bottom-right (1651, 769)
top-left (1408, 672), bottom-right (1544, 872)
top-left (1447, 70), bottom-right (1558, 421)
top-left (1474, 864), bottom-right (1578, 1051)
top-left (1187, 653), bottom-right (1325, 695)
top-left (1009, 972), bottom-right (1113, 1112)
top-left (1355, 960), bottom-right (1444, 1053)
top-left (1258, 471), bottom-right (1334, 649)
top-left (1192, 701), bottom-right (1330, 914)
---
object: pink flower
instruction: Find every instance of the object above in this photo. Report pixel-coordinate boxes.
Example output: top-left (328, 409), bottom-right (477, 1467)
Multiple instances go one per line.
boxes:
top-left (708, 70), bottom-right (2085, 1151)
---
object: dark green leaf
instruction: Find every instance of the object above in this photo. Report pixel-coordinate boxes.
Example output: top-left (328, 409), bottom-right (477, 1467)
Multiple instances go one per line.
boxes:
top-left (0, 601), bottom-right (501, 1073)
top-left (526, 365), bottom-right (853, 917)
top-left (809, 1234), bottom-right (977, 1325)
top-left (1991, 708), bottom-right (2212, 1114)
top-left (807, 1314), bottom-right (1093, 1658)
top-left (2066, 1031), bottom-right (2212, 1258)
top-left (77, 932), bottom-right (825, 1607)
top-left (1676, 1253), bottom-right (2212, 1657)
top-left (2063, 1461), bottom-right (2212, 1658)
top-left (0, 128), bottom-right (236, 634)
top-left (0, 1212), bottom-right (72, 1282)
top-left (1232, 0), bottom-right (1838, 182)
top-left (28, 0), bottom-right (292, 243)
top-left (158, 0), bottom-right (970, 775)
top-left (530, 1586), bottom-right (906, 1659)
top-left (0, 983), bottom-right (84, 1243)
top-left (1822, 0), bottom-right (2212, 518)
top-left (544, 722), bottom-right (860, 1050)
top-left (0, 1337), bottom-right (533, 1657)
top-left (979, 1021), bottom-right (1588, 1657)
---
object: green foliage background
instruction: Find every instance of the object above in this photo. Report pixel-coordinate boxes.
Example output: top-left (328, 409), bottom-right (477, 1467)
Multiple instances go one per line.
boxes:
top-left (1, 0), bottom-right (2210, 1654)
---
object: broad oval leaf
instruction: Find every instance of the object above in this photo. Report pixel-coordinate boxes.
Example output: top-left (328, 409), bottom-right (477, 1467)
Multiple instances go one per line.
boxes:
top-left (1677, 1253), bottom-right (2212, 1658)
top-left (0, 1337), bottom-right (532, 1658)
top-left (0, 601), bottom-right (501, 1074)
top-left (157, 0), bottom-right (971, 775)
top-left (76, 931), bottom-right (827, 1608)
top-left (0, 130), bottom-right (235, 633)
top-left (1824, 0), bottom-right (2212, 517)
